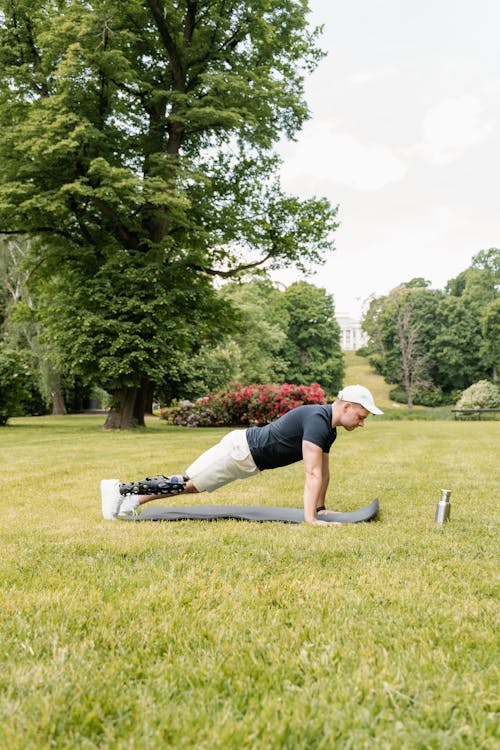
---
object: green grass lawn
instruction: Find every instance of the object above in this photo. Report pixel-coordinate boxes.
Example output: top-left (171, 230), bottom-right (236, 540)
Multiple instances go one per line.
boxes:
top-left (1, 415), bottom-right (499, 749)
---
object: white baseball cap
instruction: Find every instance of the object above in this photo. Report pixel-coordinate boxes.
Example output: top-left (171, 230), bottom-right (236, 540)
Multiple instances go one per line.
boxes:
top-left (337, 385), bottom-right (384, 415)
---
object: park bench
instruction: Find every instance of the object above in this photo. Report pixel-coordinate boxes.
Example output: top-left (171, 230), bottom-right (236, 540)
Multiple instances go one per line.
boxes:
top-left (451, 408), bottom-right (500, 420)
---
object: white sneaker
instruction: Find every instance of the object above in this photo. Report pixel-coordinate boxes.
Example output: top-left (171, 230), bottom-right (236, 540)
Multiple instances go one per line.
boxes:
top-left (117, 495), bottom-right (140, 520)
top-left (101, 479), bottom-right (123, 520)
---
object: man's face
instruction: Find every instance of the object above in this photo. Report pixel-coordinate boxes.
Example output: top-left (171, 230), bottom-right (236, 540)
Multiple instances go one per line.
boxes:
top-left (340, 402), bottom-right (370, 431)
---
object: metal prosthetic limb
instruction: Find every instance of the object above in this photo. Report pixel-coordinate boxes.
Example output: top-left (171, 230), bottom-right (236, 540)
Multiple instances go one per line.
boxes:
top-left (119, 475), bottom-right (187, 496)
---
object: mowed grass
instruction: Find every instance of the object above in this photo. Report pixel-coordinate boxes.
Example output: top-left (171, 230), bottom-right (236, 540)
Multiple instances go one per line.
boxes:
top-left (1, 415), bottom-right (499, 749)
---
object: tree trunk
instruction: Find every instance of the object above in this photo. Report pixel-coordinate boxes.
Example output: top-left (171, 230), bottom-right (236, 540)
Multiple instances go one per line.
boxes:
top-left (104, 386), bottom-right (138, 429)
top-left (51, 383), bottom-right (67, 415)
top-left (396, 304), bottom-right (415, 410)
top-left (133, 378), bottom-right (154, 427)
top-left (403, 378), bottom-right (414, 410)
top-left (401, 347), bottom-right (414, 410)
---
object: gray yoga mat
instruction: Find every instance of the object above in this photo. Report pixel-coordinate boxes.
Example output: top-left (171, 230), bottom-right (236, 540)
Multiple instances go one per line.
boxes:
top-left (133, 498), bottom-right (379, 524)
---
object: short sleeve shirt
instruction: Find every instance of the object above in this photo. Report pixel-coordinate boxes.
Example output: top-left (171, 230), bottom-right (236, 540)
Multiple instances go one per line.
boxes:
top-left (246, 404), bottom-right (336, 471)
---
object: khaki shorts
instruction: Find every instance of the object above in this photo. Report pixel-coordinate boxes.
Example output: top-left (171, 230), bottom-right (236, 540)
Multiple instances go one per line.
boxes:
top-left (185, 429), bottom-right (260, 493)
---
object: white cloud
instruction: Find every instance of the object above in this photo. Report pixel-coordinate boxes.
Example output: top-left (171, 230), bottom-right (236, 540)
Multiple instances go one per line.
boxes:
top-left (280, 123), bottom-right (407, 192)
top-left (419, 96), bottom-right (493, 164)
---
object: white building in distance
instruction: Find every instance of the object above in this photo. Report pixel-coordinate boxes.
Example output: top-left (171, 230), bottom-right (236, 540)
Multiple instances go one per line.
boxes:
top-left (336, 314), bottom-right (368, 351)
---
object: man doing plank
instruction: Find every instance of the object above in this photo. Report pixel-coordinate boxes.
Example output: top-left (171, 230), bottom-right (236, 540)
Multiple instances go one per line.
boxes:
top-left (101, 385), bottom-right (383, 526)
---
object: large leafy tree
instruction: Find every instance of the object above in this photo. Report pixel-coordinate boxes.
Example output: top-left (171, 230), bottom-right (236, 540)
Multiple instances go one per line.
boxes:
top-left (429, 296), bottom-right (486, 392)
top-left (0, 0), bottom-right (337, 427)
top-left (0, 236), bottom-right (90, 414)
top-left (481, 299), bottom-right (500, 381)
top-left (443, 247), bottom-right (499, 387)
top-left (364, 281), bottom-right (442, 409)
top-left (446, 248), bottom-right (499, 305)
top-left (277, 281), bottom-right (344, 394)
top-left (0, 238), bottom-right (55, 413)
top-left (219, 278), bottom-right (288, 384)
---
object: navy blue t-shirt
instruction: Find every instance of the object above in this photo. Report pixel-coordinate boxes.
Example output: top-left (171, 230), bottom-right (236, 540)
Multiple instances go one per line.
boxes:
top-left (246, 404), bottom-right (337, 471)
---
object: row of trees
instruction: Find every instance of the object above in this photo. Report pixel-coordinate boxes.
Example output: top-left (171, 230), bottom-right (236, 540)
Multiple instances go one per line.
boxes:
top-left (1, 233), bottom-right (344, 421)
top-left (158, 277), bottom-right (344, 402)
top-left (0, 1), bottom-right (338, 427)
top-left (0, 236), bottom-right (92, 416)
top-left (361, 248), bottom-right (499, 408)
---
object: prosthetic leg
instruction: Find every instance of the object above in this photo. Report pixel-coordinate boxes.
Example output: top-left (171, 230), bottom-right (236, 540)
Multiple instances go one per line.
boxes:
top-left (119, 475), bottom-right (187, 497)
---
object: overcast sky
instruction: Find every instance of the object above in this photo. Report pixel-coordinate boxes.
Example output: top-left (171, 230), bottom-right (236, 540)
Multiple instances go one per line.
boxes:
top-left (273, 0), bottom-right (500, 318)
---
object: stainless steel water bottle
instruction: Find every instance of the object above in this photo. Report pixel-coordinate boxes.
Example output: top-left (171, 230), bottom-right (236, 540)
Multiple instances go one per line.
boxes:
top-left (435, 489), bottom-right (451, 524)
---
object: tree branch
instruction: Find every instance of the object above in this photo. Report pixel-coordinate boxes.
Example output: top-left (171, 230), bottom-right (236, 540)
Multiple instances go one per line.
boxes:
top-left (107, 76), bottom-right (149, 105)
top-left (25, 15), bottom-right (50, 96)
top-left (185, 9), bottom-right (252, 91)
top-left (91, 197), bottom-right (139, 249)
top-left (186, 251), bottom-right (273, 278)
top-left (184, 2), bottom-right (198, 43)
top-left (0, 228), bottom-right (83, 244)
top-left (145, 0), bottom-right (185, 90)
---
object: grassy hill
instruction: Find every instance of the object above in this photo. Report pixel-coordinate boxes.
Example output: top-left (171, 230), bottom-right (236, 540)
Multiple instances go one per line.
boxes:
top-left (342, 351), bottom-right (461, 420)
top-left (343, 350), bottom-right (395, 409)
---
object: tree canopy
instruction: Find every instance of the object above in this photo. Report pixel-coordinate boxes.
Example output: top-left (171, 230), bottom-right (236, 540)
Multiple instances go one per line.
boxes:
top-left (0, 0), bottom-right (338, 426)
top-left (361, 249), bottom-right (500, 407)
top-left (277, 281), bottom-right (344, 393)
top-left (154, 277), bottom-right (344, 402)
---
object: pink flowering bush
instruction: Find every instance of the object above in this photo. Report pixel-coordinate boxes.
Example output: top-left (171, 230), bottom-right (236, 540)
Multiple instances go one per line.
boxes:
top-left (161, 382), bottom-right (326, 427)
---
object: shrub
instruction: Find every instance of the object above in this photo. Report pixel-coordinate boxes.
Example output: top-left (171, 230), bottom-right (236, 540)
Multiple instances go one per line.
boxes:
top-left (367, 353), bottom-right (385, 375)
top-left (389, 386), bottom-right (448, 407)
top-left (455, 380), bottom-right (500, 409)
top-left (161, 382), bottom-right (327, 427)
top-left (388, 387), bottom-right (406, 405)
top-left (413, 387), bottom-right (445, 407)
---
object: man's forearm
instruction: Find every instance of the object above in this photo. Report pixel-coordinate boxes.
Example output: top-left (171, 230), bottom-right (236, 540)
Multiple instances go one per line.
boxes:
top-left (317, 480), bottom-right (328, 507)
top-left (316, 471), bottom-right (329, 509)
top-left (304, 475), bottom-right (323, 523)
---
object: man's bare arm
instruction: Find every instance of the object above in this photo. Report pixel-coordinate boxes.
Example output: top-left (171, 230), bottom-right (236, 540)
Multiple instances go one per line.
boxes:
top-left (302, 440), bottom-right (339, 526)
top-left (317, 452), bottom-right (330, 509)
